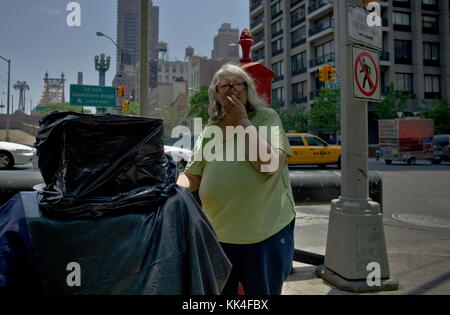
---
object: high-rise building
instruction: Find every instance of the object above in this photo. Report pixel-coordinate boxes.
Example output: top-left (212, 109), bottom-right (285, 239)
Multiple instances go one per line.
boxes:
top-left (249, 0), bottom-right (450, 142)
top-left (211, 23), bottom-right (240, 61)
top-left (116, 0), bottom-right (159, 88)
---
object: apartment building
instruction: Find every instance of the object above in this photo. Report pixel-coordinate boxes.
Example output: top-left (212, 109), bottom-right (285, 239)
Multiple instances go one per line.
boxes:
top-left (249, 0), bottom-right (450, 113)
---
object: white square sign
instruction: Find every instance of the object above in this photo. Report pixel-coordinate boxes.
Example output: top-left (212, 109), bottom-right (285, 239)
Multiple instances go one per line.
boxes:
top-left (352, 46), bottom-right (381, 102)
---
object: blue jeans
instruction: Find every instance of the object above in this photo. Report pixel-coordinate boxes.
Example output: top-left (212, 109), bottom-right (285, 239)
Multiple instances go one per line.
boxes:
top-left (219, 219), bottom-right (295, 295)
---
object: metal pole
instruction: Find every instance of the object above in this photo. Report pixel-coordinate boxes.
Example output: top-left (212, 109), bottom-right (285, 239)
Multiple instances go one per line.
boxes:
top-left (5, 59), bottom-right (10, 142)
top-left (316, 0), bottom-right (397, 292)
top-left (139, 0), bottom-right (149, 116)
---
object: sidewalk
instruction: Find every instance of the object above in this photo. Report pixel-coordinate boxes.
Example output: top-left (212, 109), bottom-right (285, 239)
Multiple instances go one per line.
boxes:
top-left (282, 204), bottom-right (450, 295)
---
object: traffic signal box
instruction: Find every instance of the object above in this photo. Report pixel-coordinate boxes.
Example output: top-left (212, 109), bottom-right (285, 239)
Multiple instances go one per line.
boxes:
top-left (122, 100), bottom-right (129, 113)
top-left (319, 65), bottom-right (336, 84)
top-left (117, 84), bottom-right (125, 97)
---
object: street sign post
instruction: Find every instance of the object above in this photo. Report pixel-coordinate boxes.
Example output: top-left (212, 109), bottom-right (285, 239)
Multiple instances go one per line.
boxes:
top-left (352, 46), bottom-right (380, 101)
top-left (70, 84), bottom-right (116, 108)
top-left (347, 4), bottom-right (382, 50)
top-left (315, 0), bottom-right (398, 292)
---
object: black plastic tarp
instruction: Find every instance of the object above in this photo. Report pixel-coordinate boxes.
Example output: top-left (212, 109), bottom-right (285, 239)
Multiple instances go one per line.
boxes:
top-left (35, 112), bottom-right (175, 220)
top-left (1, 189), bottom-right (232, 294)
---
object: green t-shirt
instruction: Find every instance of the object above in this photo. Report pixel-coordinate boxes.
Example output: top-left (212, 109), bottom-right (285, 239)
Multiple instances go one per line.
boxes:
top-left (184, 107), bottom-right (296, 244)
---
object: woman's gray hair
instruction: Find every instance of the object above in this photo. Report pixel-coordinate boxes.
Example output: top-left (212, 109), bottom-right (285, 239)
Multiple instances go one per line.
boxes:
top-left (207, 63), bottom-right (268, 123)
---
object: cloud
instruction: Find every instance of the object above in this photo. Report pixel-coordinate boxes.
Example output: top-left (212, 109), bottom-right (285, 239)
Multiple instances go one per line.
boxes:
top-left (38, 6), bottom-right (63, 15)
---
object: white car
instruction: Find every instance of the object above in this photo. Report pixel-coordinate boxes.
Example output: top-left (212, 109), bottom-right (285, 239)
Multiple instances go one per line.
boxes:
top-left (164, 145), bottom-right (192, 173)
top-left (0, 141), bottom-right (36, 170)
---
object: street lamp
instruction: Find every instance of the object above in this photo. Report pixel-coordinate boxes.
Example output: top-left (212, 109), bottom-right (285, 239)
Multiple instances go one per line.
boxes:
top-left (96, 31), bottom-right (125, 69)
top-left (0, 55), bottom-right (11, 141)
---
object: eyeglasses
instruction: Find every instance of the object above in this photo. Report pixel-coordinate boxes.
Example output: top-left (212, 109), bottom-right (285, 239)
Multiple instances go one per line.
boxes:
top-left (216, 82), bottom-right (246, 94)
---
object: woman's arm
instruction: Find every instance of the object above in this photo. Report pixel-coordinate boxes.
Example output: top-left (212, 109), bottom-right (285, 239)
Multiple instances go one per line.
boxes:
top-left (177, 172), bottom-right (202, 192)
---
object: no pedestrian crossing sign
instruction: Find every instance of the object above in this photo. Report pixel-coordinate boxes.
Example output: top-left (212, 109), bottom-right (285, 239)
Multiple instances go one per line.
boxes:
top-left (352, 46), bottom-right (380, 102)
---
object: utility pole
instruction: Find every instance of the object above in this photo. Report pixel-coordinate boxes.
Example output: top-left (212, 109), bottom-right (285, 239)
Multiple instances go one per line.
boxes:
top-left (316, 0), bottom-right (398, 292)
top-left (0, 55), bottom-right (11, 141)
top-left (139, 0), bottom-right (149, 116)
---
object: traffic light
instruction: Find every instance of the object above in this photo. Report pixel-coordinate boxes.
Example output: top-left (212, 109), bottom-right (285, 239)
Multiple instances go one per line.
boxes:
top-left (327, 66), bottom-right (336, 82)
top-left (123, 100), bottom-right (129, 113)
top-left (319, 67), bottom-right (328, 82)
top-left (117, 84), bottom-right (125, 97)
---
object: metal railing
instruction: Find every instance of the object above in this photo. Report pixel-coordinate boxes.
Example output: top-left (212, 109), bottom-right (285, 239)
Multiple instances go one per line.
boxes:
top-left (309, 18), bottom-right (334, 36)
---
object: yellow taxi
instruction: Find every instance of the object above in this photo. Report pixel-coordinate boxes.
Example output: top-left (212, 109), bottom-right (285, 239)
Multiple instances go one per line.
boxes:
top-left (287, 133), bottom-right (341, 168)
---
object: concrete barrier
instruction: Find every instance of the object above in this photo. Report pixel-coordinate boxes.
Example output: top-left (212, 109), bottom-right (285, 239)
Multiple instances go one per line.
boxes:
top-left (289, 170), bottom-right (383, 211)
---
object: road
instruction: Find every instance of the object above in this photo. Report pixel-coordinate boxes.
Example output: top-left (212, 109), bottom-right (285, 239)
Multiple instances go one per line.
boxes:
top-left (292, 158), bottom-right (450, 294)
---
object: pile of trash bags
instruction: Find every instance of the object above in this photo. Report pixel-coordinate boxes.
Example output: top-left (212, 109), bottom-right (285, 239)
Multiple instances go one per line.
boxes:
top-left (0, 112), bottom-right (231, 294)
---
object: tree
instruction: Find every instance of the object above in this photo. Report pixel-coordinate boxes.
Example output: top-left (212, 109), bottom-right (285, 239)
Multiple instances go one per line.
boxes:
top-left (151, 104), bottom-right (187, 137)
top-left (124, 101), bottom-right (140, 115)
top-left (272, 101), bottom-right (308, 132)
top-left (424, 99), bottom-right (450, 134)
top-left (187, 86), bottom-right (210, 123)
top-left (308, 88), bottom-right (340, 134)
top-left (374, 83), bottom-right (410, 119)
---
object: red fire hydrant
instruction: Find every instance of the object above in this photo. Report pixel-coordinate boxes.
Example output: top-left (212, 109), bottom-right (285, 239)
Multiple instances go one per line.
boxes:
top-left (239, 29), bottom-right (275, 107)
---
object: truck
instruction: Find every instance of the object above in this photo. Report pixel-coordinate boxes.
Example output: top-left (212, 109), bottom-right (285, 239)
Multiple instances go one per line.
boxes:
top-left (378, 118), bottom-right (434, 165)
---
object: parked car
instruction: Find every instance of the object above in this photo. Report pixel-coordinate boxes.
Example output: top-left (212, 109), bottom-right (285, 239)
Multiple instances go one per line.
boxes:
top-left (431, 134), bottom-right (450, 164)
top-left (0, 141), bottom-right (36, 170)
top-left (164, 145), bottom-right (192, 172)
top-left (286, 133), bottom-right (341, 168)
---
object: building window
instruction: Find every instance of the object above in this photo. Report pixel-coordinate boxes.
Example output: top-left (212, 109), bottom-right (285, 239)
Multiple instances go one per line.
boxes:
top-left (272, 87), bottom-right (284, 106)
top-left (271, 19), bottom-right (283, 38)
top-left (393, 0), bottom-right (411, 8)
top-left (423, 42), bottom-right (440, 66)
top-left (309, 14), bottom-right (334, 36)
top-left (395, 73), bottom-right (413, 93)
top-left (310, 40), bottom-right (334, 67)
top-left (292, 81), bottom-right (307, 103)
top-left (271, 1), bottom-right (282, 19)
top-left (394, 39), bottom-right (412, 64)
top-left (252, 47), bottom-right (265, 61)
top-left (422, 0), bottom-right (438, 10)
top-left (424, 75), bottom-right (441, 98)
top-left (393, 11), bottom-right (411, 31)
top-left (291, 7), bottom-right (306, 27)
top-left (253, 30), bottom-right (265, 44)
top-left (271, 38), bottom-right (284, 56)
top-left (422, 15), bottom-right (439, 33)
top-left (291, 26), bottom-right (306, 48)
top-left (272, 60), bottom-right (284, 81)
top-left (292, 51), bottom-right (307, 76)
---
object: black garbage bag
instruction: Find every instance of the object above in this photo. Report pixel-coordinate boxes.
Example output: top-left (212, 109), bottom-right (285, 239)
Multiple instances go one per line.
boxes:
top-left (35, 112), bottom-right (176, 220)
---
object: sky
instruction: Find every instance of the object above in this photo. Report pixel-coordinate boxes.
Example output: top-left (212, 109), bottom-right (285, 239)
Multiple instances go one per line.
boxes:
top-left (0, 0), bottom-right (249, 112)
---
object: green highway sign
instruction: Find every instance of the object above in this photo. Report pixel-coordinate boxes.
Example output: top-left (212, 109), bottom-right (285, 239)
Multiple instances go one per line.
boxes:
top-left (70, 84), bottom-right (116, 107)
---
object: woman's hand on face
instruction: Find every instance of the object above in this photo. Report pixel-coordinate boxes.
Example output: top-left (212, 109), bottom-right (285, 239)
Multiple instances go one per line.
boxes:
top-left (220, 94), bottom-right (248, 126)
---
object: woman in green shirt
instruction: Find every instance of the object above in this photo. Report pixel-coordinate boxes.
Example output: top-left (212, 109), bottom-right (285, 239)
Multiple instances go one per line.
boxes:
top-left (178, 64), bottom-right (296, 295)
